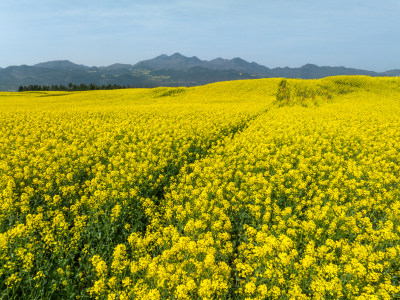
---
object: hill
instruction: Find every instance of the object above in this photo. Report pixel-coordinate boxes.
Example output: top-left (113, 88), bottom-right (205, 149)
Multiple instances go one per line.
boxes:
top-left (1, 54), bottom-right (399, 91)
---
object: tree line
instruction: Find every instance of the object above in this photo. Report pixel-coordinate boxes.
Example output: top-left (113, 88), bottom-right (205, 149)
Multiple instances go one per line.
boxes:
top-left (18, 82), bottom-right (159, 92)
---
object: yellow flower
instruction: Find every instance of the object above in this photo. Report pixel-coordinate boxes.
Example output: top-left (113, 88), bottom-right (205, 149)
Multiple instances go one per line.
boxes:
top-left (91, 255), bottom-right (108, 277)
top-left (147, 289), bottom-right (161, 300)
top-left (89, 279), bottom-right (106, 297)
top-left (245, 281), bottom-right (256, 295)
top-left (198, 279), bottom-right (213, 298)
top-left (111, 204), bottom-right (122, 222)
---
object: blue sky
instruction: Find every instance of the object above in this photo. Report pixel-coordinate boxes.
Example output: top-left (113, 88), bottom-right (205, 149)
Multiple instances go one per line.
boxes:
top-left (1, 0), bottom-right (399, 71)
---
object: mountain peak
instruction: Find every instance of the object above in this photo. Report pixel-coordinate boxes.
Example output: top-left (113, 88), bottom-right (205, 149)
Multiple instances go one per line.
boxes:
top-left (301, 63), bottom-right (318, 68)
top-left (211, 57), bottom-right (226, 63)
top-left (171, 52), bottom-right (184, 57)
top-left (190, 55), bottom-right (201, 61)
top-left (135, 53), bottom-right (204, 69)
top-left (34, 60), bottom-right (88, 70)
top-left (232, 57), bottom-right (246, 63)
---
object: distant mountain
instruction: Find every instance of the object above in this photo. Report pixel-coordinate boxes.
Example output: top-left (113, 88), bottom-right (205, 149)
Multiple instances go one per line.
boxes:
top-left (266, 64), bottom-right (379, 79)
top-left (381, 69), bottom-right (400, 76)
top-left (205, 57), bottom-right (270, 75)
top-left (33, 60), bottom-right (89, 71)
top-left (101, 63), bottom-right (135, 70)
top-left (134, 52), bottom-right (270, 75)
top-left (134, 53), bottom-right (203, 69)
top-left (0, 54), bottom-right (399, 91)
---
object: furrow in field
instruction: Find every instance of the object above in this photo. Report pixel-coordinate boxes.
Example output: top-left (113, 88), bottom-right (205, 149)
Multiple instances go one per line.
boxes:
top-left (135, 85), bottom-right (400, 299)
top-left (0, 79), bottom-right (277, 299)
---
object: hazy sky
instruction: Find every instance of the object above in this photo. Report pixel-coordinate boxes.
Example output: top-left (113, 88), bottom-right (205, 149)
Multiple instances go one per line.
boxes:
top-left (1, 0), bottom-right (399, 71)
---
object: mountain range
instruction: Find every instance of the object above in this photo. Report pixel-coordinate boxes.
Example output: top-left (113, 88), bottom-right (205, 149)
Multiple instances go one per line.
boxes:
top-left (1, 53), bottom-right (399, 91)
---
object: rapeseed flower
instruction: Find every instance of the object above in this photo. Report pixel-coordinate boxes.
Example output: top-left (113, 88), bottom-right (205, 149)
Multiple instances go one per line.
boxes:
top-left (1, 77), bottom-right (400, 298)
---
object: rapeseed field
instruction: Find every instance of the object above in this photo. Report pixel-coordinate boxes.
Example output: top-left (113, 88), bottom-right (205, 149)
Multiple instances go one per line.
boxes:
top-left (1, 76), bottom-right (399, 299)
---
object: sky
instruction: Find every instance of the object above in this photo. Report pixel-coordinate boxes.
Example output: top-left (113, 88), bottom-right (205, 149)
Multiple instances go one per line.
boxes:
top-left (0, 0), bottom-right (399, 71)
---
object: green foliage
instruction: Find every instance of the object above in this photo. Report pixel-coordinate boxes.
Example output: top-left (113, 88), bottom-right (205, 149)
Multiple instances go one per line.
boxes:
top-left (152, 87), bottom-right (187, 98)
top-left (18, 83), bottom-right (131, 92)
top-left (275, 78), bottom-right (338, 107)
top-left (275, 79), bottom-right (291, 105)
